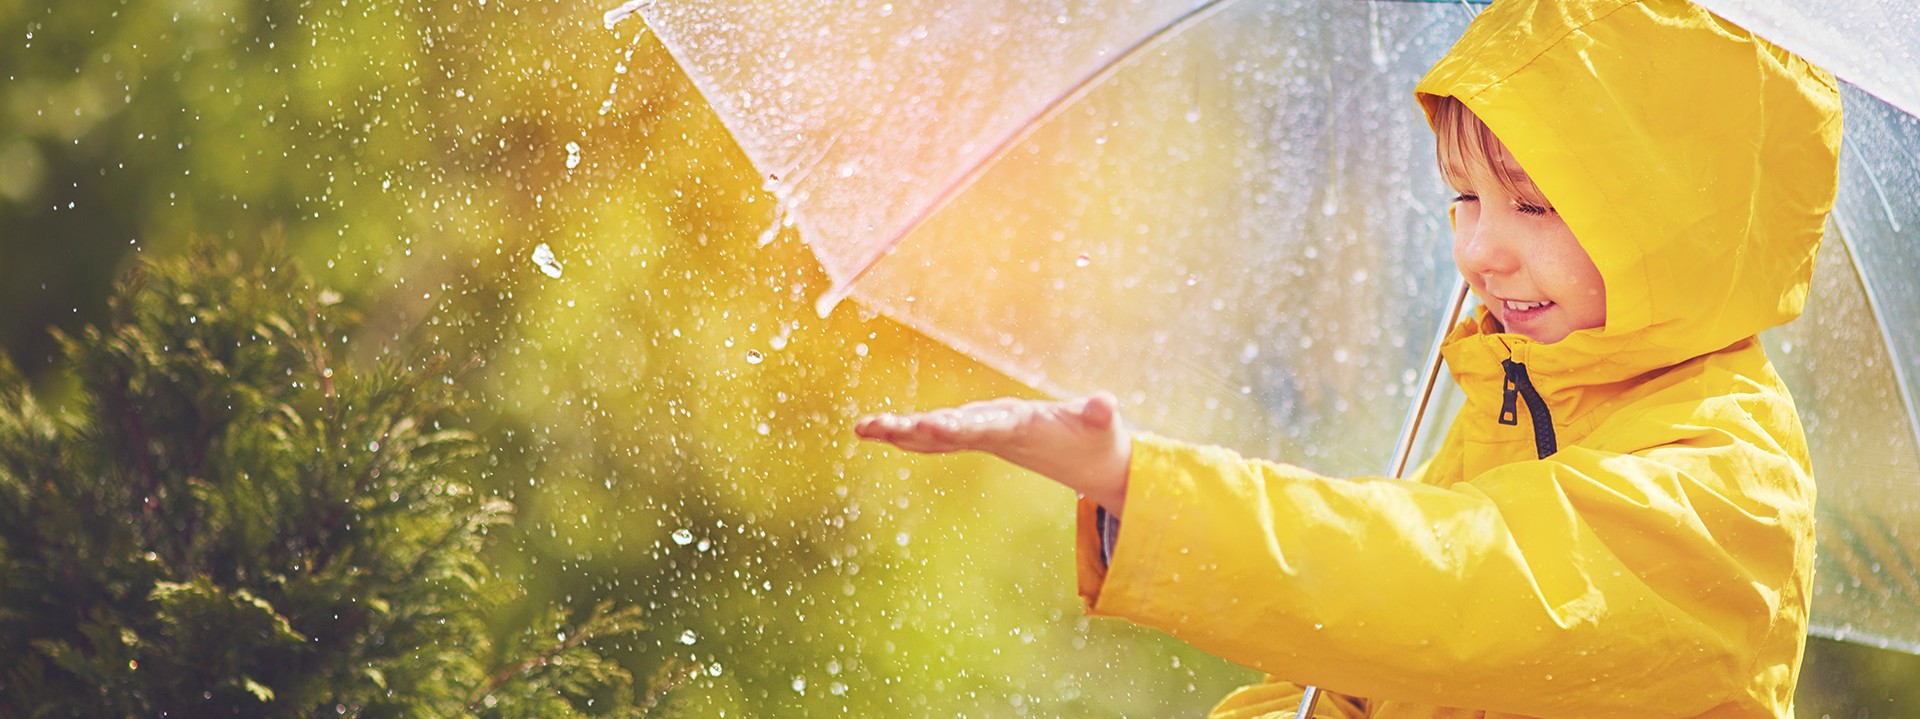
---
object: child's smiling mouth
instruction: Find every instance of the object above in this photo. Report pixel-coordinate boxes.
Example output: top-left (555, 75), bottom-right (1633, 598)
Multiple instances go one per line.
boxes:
top-left (1494, 297), bottom-right (1560, 340)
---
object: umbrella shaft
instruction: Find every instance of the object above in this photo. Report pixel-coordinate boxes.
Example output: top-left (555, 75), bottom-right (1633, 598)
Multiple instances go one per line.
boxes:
top-left (1389, 278), bottom-right (1472, 480)
top-left (1299, 276), bottom-right (1471, 717)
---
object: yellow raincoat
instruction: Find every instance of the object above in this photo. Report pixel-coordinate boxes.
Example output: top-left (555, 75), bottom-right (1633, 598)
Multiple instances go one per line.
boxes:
top-left (1074, 1), bottom-right (1842, 716)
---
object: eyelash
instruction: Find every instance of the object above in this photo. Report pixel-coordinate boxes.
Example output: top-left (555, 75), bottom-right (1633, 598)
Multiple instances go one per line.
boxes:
top-left (1451, 193), bottom-right (1556, 216)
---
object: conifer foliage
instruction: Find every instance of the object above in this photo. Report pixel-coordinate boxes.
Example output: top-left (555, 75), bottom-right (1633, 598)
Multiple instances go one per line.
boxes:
top-left (0, 249), bottom-right (652, 717)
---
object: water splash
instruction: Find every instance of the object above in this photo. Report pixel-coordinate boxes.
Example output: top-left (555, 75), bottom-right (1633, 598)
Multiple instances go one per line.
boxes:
top-left (602, 0), bottom-right (652, 31)
top-left (531, 243), bottom-right (564, 278)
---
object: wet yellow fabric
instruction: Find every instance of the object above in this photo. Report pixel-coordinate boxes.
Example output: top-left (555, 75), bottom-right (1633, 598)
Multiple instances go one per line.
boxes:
top-left (1074, 0), bottom-right (1841, 717)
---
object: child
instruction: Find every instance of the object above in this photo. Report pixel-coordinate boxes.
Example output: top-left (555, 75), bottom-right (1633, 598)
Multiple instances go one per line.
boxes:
top-left (856, 0), bottom-right (1841, 716)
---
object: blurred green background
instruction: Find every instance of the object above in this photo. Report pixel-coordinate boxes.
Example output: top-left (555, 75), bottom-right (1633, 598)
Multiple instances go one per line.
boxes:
top-left (3, 0), bottom-right (1915, 715)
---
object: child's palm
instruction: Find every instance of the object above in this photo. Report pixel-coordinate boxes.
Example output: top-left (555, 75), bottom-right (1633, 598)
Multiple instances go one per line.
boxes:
top-left (856, 394), bottom-right (1131, 513)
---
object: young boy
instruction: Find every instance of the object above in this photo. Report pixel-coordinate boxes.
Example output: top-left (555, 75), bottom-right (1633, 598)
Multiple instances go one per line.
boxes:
top-left (856, 0), bottom-right (1842, 716)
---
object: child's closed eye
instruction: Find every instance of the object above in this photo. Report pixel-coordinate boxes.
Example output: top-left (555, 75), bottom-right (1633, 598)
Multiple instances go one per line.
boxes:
top-left (1514, 201), bottom-right (1557, 216)
top-left (1452, 193), bottom-right (1478, 204)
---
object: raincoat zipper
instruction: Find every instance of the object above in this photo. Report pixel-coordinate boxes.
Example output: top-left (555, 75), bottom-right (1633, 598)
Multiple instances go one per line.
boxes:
top-left (1499, 359), bottom-right (1558, 459)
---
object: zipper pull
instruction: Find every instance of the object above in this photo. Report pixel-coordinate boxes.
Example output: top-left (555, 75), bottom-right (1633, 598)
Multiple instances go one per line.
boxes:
top-left (1500, 361), bottom-right (1521, 426)
top-left (1499, 359), bottom-right (1560, 458)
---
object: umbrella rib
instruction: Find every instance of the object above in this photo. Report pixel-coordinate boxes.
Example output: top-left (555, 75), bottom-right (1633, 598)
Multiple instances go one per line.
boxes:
top-left (820, 0), bottom-right (1245, 308)
top-left (1846, 129), bottom-right (1905, 233)
top-left (1828, 209), bottom-right (1920, 467)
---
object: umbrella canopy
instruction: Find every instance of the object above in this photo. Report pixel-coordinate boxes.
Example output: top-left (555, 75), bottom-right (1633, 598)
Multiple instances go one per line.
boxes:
top-left (624, 0), bottom-right (1920, 654)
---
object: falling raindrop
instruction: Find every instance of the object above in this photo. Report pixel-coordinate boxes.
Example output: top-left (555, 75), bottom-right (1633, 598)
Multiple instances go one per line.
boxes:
top-left (532, 243), bottom-right (563, 278)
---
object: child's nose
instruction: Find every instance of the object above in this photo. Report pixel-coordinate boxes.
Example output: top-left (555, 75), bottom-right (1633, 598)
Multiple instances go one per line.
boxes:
top-left (1455, 217), bottom-right (1522, 278)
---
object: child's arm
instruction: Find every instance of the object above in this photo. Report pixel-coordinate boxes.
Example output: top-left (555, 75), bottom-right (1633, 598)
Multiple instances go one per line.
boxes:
top-left (854, 393), bottom-right (1133, 515)
top-left (1081, 417), bottom-right (1806, 717)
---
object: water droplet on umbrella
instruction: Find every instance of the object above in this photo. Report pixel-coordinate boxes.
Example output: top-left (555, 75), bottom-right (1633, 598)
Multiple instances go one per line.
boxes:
top-left (564, 141), bottom-right (582, 169)
top-left (1074, 254), bottom-right (1091, 268)
top-left (679, 630), bottom-right (698, 645)
top-left (745, 349), bottom-right (764, 364)
top-left (671, 528), bottom-right (694, 545)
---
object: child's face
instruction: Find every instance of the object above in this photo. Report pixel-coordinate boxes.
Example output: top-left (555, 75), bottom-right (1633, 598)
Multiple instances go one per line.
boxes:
top-left (1447, 153), bottom-right (1606, 345)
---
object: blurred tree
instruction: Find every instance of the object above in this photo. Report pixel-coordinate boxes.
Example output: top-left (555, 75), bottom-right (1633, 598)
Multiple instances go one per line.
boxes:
top-left (0, 247), bottom-right (665, 717)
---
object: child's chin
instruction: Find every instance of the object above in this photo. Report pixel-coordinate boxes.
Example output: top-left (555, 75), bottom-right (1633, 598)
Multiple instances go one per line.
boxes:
top-left (1511, 325), bottom-right (1569, 344)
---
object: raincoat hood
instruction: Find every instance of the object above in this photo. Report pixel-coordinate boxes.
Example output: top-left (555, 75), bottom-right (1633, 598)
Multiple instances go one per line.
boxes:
top-left (1414, 0), bottom-right (1842, 391)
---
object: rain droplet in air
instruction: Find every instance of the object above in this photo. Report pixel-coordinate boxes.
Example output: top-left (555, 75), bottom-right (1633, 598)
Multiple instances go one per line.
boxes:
top-left (564, 141), bottom-right (582, 169)
top-left (532, 243), bottom-right (564, 278)
top-left (671, 528), bottom-right (694, 545)
top-left (745, 349), bottom-right (764, 364)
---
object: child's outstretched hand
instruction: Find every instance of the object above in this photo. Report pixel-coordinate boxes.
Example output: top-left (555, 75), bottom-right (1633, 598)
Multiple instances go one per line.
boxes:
top-left (855, 393), bottom-right (1132, 515)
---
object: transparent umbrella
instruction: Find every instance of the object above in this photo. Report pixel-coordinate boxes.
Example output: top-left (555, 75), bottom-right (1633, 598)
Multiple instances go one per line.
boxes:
top-left (616, 0), bottom-right (1920, 670)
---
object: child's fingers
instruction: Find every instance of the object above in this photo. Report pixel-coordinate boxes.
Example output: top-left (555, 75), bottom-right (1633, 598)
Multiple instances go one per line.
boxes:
top-left (854, 412), bottom-right (964, 453)
top-left (858, 405), bottom-right (1025, 455)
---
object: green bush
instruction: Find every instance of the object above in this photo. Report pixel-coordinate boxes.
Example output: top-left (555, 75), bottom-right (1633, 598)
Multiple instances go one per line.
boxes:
top-left (0, 247), bottom-right (659, 717)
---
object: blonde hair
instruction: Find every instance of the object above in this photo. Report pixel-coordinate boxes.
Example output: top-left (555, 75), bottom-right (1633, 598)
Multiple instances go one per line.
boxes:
top-left (1431, 95), bottom-right (1553, 208)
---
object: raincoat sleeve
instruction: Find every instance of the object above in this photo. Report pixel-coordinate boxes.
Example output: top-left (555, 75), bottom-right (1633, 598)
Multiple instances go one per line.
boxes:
top-left (1073, 395), bottom-right (1813, 717)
